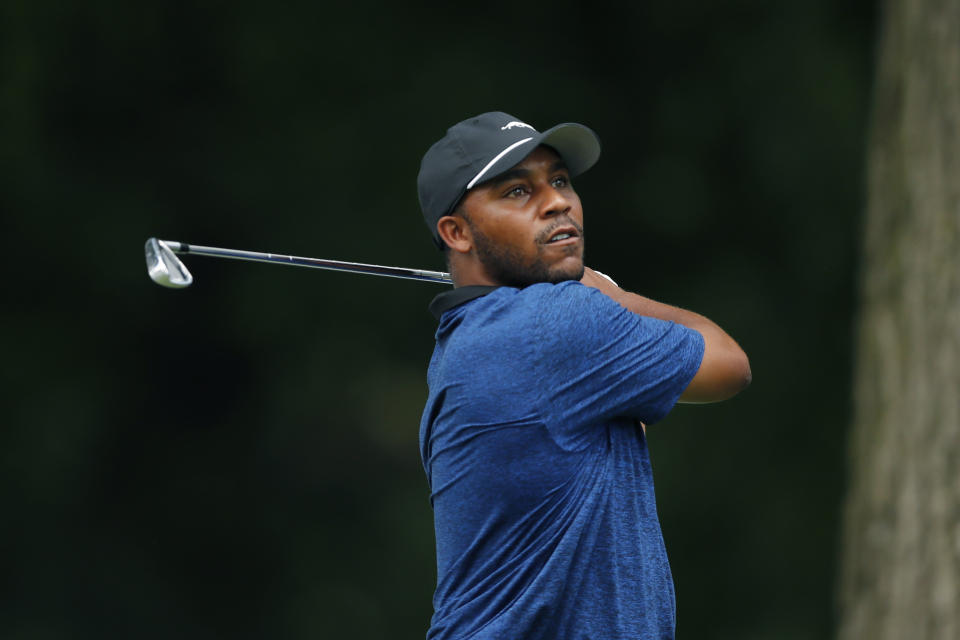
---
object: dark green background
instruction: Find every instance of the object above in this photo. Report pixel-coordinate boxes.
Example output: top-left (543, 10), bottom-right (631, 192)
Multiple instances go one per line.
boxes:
top-left (2, 1), bottom-right (876, 637)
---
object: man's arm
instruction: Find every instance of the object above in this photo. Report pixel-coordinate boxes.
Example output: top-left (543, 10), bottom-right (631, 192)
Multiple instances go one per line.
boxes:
top-left (580, 267), bottom-right (751, 404)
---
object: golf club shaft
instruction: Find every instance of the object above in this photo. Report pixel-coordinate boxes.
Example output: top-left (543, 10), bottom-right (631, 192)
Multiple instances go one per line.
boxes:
top-left (161, 240), bottom-right (452, 284)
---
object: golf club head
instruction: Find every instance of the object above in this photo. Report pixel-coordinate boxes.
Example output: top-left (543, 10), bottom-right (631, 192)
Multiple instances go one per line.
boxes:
top-left (145, 238), bottom-right (193, 288)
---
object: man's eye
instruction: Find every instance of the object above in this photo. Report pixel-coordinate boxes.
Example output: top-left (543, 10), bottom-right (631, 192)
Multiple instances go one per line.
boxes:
top-left (551, 176), bottom-right (570, 188)
top-left (505, 186), bottom-right (528, 197)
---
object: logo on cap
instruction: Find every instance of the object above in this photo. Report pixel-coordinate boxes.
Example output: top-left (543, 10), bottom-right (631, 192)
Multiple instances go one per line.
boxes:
top-left (501, 121), bottom-right (535, 131)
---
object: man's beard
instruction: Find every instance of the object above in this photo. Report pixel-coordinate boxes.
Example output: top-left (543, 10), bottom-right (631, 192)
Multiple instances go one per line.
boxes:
top-left (468, 218), bottom-right (585, 288)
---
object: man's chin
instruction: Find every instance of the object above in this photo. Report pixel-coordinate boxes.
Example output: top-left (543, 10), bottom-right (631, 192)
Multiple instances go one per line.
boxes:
top-left (479, 251), bottom-right (584, 288)
top-left (548, 254), bottom-right (585, 281)
top-left (545, 263), bottom-right (585, 284)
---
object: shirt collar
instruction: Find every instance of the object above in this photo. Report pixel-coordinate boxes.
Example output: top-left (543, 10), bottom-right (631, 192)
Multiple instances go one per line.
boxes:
top-left (428, 285), bottom-right (500, 320)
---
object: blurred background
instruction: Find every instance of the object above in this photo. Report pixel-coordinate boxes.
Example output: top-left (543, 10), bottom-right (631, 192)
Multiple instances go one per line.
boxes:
top-left (2, 1), bottom-right (878, 638)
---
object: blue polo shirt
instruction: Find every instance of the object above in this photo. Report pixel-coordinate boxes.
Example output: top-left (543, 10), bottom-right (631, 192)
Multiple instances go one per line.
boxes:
top-left (420, 281), bottom-right (704, 639)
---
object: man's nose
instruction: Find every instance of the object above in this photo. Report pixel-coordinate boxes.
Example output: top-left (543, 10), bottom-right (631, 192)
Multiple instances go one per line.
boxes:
top-left (538, 186), bottom-right (572, 218)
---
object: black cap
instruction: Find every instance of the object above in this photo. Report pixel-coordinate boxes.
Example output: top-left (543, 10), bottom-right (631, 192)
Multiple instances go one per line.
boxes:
top-left (417, 111), bottom-right (601, 249)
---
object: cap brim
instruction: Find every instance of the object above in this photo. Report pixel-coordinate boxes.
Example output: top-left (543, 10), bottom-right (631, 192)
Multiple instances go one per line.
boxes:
top-left (537, 123), bottom-right (602, 176)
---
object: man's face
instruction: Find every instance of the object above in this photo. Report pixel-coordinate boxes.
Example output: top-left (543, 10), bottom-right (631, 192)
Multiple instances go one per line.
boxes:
top-left (458, 146), bottom-right (585, 288)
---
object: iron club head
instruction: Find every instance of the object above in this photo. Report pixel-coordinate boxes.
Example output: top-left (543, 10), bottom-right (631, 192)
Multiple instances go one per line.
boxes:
top-left (145, 237), bottom-right (193, 288)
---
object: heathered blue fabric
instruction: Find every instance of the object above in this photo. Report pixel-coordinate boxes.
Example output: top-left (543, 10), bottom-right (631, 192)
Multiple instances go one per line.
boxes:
top-left (420, 281), bottom-right (705, 640)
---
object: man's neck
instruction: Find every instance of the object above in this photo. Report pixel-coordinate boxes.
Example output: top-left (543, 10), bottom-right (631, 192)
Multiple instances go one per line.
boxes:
top-left (448, 257), bottom-right (500, 288)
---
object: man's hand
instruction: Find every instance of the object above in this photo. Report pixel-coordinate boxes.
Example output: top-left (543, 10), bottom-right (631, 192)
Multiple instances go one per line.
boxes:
top-left (580, 266), bottom-right (621, 296)
top-left (580, 267), bottom-right (751, 404)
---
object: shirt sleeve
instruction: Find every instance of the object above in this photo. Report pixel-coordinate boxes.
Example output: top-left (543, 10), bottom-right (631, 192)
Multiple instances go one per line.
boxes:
top-left (533, 282), bottom-right (705, 440)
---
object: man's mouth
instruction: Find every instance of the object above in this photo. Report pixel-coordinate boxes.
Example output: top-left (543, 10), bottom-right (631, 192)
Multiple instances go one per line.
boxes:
top-left (545, 226), bottom-right (581, 245)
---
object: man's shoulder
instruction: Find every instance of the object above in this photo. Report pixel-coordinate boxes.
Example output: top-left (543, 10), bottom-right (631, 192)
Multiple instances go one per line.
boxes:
top-left (509, 280), bottom-right (599, 305)
top-left (526, 280), bottom-right (618, 317)
top-left (438, 282), bottom-right (613, 333)
top-left (470, 281), bottom-right (605, 319)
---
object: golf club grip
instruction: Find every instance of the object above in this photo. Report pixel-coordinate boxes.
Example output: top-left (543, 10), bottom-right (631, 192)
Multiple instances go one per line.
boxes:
top-left (162, 240), bottom-right (453, 284)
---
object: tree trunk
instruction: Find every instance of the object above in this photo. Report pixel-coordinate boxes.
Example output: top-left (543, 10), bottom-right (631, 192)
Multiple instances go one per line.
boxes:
top-left (838, 0), bottom-right (960, 638)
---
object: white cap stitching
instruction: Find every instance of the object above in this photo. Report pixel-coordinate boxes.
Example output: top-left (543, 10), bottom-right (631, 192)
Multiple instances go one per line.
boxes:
top-left (465, 137), bottom-right (534, 190)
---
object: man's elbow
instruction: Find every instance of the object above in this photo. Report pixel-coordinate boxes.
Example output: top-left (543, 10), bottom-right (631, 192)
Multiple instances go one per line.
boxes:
top-left (680, 347), bottom-right (751, 404)
top-left (733, 351), bottom-right (752, 394)
top-left (708, 357), bottom-right (751, 402)
top-left (720, 348), bottom-right (751, 399)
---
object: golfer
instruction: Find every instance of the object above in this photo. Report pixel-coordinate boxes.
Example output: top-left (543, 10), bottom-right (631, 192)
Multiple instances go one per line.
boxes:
top-left (417, 112), bottom-right (751, 639)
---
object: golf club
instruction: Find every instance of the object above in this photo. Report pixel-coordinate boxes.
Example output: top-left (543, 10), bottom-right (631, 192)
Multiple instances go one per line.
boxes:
top-left (145, 238), bottom-right (452, 288)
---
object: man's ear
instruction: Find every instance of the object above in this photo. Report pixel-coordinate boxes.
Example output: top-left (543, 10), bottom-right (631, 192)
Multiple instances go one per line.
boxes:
top-left (436, 215), bottom-right (473, 254)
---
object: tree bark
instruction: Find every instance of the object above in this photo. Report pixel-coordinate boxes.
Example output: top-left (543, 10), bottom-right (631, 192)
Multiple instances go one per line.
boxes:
top-left (838, 0), bottom-right (960, 638)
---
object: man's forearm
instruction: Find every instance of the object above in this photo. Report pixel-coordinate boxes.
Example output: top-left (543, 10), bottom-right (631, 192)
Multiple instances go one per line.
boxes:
top-left (610, 289), bottom-right (721, 335)
top-left (581, 267), bottom-right (714, 330)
